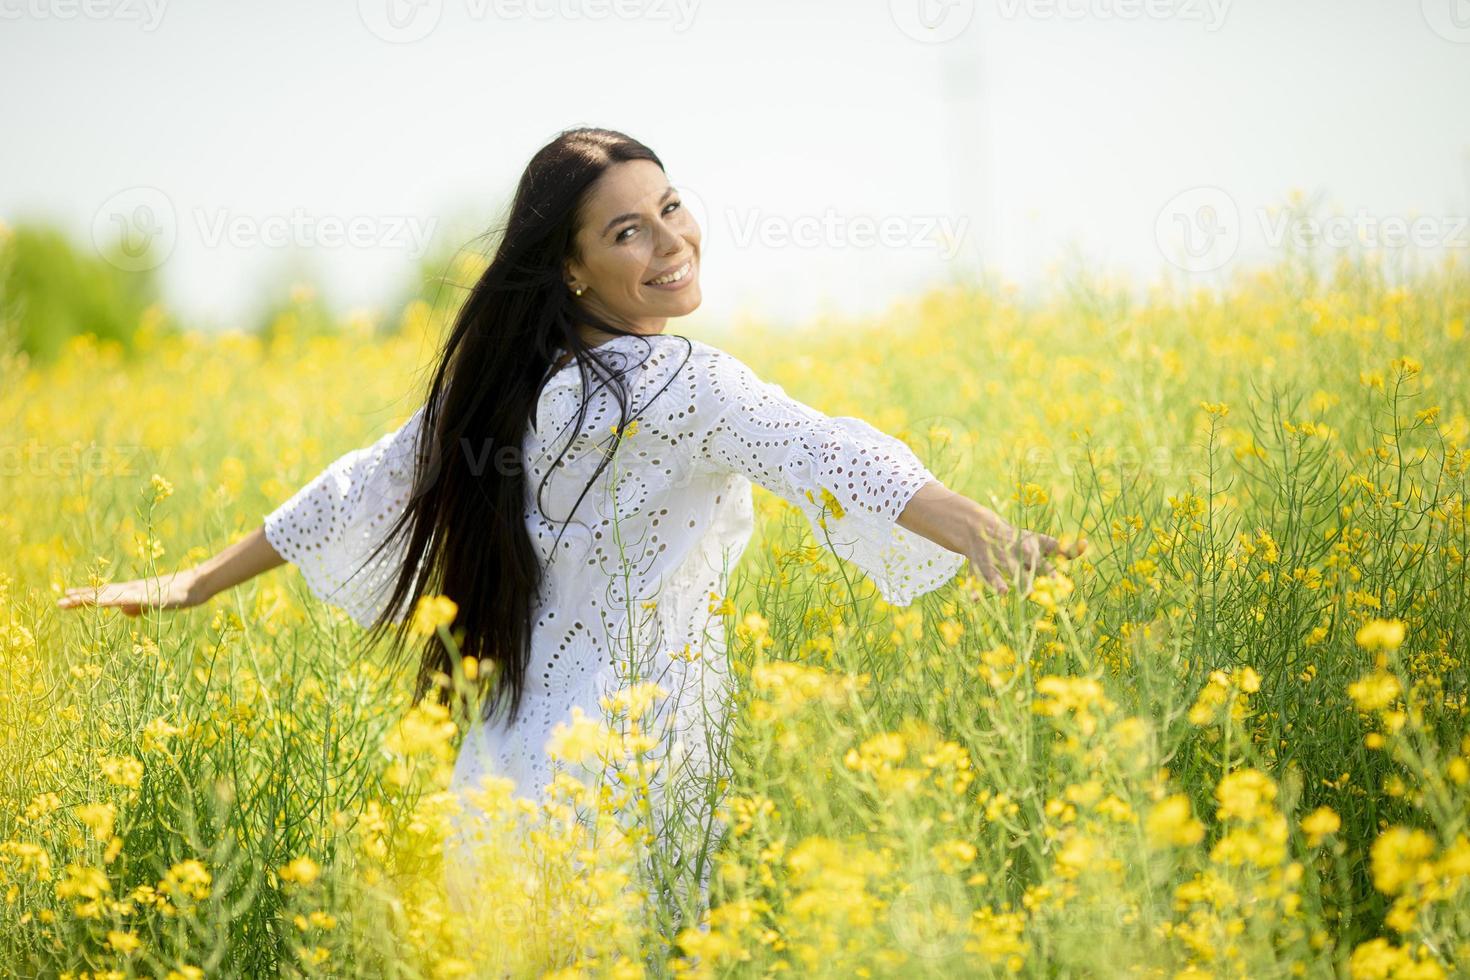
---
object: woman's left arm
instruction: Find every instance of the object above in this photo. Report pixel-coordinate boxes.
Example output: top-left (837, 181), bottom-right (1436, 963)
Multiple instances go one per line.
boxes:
top-left (896, 481), bottom-right (1086, 596)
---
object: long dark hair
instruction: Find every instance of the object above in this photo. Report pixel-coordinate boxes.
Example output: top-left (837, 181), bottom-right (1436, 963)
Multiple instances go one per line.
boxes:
top-left (353, 126), bottom-right (678, 728)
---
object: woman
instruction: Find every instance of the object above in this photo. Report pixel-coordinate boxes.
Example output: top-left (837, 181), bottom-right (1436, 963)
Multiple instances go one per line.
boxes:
top-left (56, 127), bottom-right (1083, 910)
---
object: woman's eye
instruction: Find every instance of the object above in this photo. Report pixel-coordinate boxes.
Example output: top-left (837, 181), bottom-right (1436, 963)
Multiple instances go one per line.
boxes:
top-left (615, 202), bottom-right (680, 243)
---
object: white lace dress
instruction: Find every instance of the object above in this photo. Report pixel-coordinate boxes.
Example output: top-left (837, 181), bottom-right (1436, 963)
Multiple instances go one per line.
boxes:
top-left (261, 332), bottom-right (967, 895)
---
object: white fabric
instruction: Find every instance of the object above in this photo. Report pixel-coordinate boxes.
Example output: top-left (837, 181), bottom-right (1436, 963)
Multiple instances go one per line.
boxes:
top-left (262, 333), bottom-right (966, 895)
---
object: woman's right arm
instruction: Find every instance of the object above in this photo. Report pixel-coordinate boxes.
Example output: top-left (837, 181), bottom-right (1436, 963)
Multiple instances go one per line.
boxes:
top-left (57, 402), bottom-right (429, 621)
top-left (56, 525), bottom-right (285, 616)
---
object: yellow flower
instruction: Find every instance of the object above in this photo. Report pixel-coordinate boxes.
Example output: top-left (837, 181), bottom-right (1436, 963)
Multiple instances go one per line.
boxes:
top-left (279, 856), bottom-right (321, 886)
top-left (1389, 355), bottom-right (1421, 377)
top-left (99, 755), bottom-right (144, 789)
top-left (410, 595), bottom-right (458, 638)
top-left (545, 705), bottom-right (614, 766)
top-left (161, 859), bottom-right (212, 902)
top-left (1348, 672), bottom-right (1401, 713)
top-left (599, 681), bottom-right (669, 723)
top-left (107, 929), bottom-right (141, 955)
top-left (1145, 794), bottom-right (1205, 847)
top-left (150, 473), bottom-right (174, 502)
top-left (1215, 768), bottom-right (1278, 823)
top-left (1369, 826), bottom-right (1436, 896)
top-left (818, 486), bottom-right (846, 520)
top-left (1355, 618), bottom-right (1406, 651)
top-left (1301, 806), bottom-right (1340, 847)
top-left (76, 803), bottom-right (116, 841)
top-left (141, 716), bottom-right (183, 753)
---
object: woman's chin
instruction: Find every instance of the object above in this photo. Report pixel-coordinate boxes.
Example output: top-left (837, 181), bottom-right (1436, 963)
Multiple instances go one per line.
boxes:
top-left (640, 284), bottom-right (702, 317)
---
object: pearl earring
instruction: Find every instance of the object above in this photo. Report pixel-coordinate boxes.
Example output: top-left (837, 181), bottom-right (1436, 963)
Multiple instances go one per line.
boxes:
top-left (573, 285), bottom-right (585, 297)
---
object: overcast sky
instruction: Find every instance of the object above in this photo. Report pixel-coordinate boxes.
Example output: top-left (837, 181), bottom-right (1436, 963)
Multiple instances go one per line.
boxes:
top-left (2, 0), bottom-right (1467, 332)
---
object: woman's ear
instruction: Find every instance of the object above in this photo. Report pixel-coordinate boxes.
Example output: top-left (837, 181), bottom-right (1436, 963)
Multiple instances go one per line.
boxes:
top-left (562, 256), bottom-right (583, 290)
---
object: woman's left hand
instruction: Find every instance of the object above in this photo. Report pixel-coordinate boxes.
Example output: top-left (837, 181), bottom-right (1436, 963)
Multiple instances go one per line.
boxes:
top-left (965, 505), bottom-right (1086, 596)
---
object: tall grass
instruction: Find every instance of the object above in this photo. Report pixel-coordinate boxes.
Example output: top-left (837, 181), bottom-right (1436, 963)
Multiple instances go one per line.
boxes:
top-left (0, 250), bottom-right (1467, 977)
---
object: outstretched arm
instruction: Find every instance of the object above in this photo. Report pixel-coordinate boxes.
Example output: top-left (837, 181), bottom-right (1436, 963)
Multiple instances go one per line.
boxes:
top-left (56, 526), bottom-right (285, 616)
top-left (58, 401), bottom-right (428, 620)
top-left (896, 480), bottom-right (1086, 596)
top-left (688, 344), bottom-right (1085, 604)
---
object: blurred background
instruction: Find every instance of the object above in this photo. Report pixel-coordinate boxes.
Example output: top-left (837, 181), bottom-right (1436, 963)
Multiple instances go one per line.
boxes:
top-left (1, 0), bottom-right (1467, 358)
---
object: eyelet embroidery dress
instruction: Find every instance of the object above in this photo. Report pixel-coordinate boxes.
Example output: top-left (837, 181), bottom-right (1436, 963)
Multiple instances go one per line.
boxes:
top-left (261, 331), bottom-right (967, 902)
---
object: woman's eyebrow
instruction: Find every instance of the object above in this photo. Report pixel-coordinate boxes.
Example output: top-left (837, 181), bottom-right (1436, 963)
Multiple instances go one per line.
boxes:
top-left (600, 186), bottom-right (676, 237)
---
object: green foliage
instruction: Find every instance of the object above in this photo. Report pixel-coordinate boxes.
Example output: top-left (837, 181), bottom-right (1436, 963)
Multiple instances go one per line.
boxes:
top-left (0, 223), bottom-right (170, 362)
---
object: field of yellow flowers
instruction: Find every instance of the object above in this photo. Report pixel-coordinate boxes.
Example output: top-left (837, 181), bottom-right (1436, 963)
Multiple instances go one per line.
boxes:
top-left (1, 251), bottom-right (1468, 978)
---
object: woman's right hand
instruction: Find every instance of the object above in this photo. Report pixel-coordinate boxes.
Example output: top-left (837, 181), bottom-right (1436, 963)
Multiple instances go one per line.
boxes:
top-left (56, 568), bottom-right (205, 617)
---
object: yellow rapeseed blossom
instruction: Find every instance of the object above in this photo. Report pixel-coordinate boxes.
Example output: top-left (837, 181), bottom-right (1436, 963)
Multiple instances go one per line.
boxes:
top-left (599, 681), bottom-right (669, 723)
top-left (1145, 795), bottom-right (1205, 847)
top-left (1032, 675), bottom-right (1115, 737)
top-left (161, 860), bottom-right (212, 902)
top-left (76, 803), bottom-right (116, 841)
top-left (1301, 807), bottom-right (1341, 847)
top-left (1348, 672), bottom-right (1402, 713)
top-left (1355, 618), bottom-right (1406, 652)
top-left (410, 595), bottom-right (459, 638)
top-left (280, 856), bottom-right (321, 887)
top-left (99, 755), bottom-right (144, 790)
top-left (1369, 827), bottom-right (1436, 897)
top-left (1215, 769), bottom-right (1278, 823)
top-left (546, 705), bottom-right (615, 767)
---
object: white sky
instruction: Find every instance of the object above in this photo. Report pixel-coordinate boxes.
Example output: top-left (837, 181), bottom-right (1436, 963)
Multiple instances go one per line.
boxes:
top-left (2, 0), bottom-right (1467, 332)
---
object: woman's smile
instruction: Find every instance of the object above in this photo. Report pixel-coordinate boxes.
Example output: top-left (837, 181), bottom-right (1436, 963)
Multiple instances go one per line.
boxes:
top-left (643, 256), bottom-right (695, 291)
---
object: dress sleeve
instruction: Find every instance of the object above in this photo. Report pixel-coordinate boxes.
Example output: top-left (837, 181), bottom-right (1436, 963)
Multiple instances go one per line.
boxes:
top-left (262, 405), bottom-right (428, 627)
top-left (688, 347), bottom-right (967, 606)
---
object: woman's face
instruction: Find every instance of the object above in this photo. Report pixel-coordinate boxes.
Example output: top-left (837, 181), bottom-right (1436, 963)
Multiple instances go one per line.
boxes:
top-left (564, 159), bottom-right (701, 334)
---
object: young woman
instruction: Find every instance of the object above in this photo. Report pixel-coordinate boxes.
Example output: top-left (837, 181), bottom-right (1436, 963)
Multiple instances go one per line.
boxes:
top-left (56, 126), bottom-right (1083, 910)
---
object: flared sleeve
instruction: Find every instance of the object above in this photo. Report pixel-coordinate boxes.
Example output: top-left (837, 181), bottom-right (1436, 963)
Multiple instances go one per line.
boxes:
top-left (688, 347), bottom-right (967, 606)
top-left (262, 404), bottom-right (429, 627)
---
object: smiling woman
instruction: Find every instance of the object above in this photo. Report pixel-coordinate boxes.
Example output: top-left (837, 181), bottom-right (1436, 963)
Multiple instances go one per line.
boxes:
top-left (55, 125), bottom-right (1081, 924)
top-left (561, 154), bottom-right (703, 339)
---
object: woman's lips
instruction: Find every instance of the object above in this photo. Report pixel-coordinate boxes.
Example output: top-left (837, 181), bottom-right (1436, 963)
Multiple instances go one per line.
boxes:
top-left (644, 257), bottom-right (695, 290)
